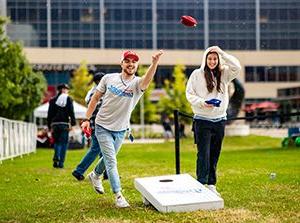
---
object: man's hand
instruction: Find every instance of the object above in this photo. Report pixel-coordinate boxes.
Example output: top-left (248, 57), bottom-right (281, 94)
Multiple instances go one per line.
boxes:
top-left (81, 120), bottom-right (90, 131)
top-left (139, 50), bottom-right (163, 90)
top-left (47, 129), bottom-right (52, 138)
top-left (152, 50), bottom-right (163, 64)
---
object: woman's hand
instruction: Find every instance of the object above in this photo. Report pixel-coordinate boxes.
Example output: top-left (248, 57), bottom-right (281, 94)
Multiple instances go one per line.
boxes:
top-left (204, 103), bottom-right (214, 108)
top-left (209, 46), bottom-right (223, 54)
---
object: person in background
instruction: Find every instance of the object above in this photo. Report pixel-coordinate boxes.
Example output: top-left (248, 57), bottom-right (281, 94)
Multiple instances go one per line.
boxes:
top-left (81, 50), bottom-right (163, 208)
top-left (162, 116), bottom-right (173, 141)
top-left (186, 46), bottom-right (241, 197)
top-left (179, 121), bottom-right (186, 138)
top-left (72, 72), bottom-right (108, 181)
top-left (47, 84), bottom-right (76, 168)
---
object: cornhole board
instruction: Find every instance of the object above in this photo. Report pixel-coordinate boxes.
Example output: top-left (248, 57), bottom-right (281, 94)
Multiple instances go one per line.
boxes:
top-left (134, 174), bottom-right (224, 212)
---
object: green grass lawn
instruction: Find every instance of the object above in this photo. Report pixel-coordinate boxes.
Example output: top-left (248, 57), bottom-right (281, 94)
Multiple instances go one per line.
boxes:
top-left (0, 135), bottom-right (299, 223)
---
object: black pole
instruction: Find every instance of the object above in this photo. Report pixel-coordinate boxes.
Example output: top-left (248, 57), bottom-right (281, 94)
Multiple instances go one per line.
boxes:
top-left (174, 109), bottom-right (180, 174)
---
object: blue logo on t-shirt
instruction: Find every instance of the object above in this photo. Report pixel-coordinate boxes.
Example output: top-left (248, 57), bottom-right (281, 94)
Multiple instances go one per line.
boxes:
top-left (108, 85), bottom-right (133, 98)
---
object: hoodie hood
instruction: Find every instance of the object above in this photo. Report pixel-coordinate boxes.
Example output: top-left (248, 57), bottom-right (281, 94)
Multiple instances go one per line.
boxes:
top-left (186, 46), bottom-right (241, 119)
top-left (200, 46), bottom-right (225, 72)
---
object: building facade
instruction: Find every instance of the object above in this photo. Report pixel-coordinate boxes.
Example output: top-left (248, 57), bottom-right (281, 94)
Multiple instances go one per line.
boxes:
top-left (2, 0), bottom-right (300, 104)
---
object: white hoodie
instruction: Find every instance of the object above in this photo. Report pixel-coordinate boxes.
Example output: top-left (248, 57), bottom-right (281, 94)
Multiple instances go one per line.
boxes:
top-left (186, 46), bottom-right (241, 119)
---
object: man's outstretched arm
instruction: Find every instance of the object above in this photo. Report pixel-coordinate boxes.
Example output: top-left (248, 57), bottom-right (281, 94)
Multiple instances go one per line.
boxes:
top-left (139, 50), bottom-right (163, 91)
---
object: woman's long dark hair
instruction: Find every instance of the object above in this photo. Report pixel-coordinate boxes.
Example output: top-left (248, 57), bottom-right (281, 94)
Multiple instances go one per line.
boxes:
top-left (204, 51), bottom-right (222, 93)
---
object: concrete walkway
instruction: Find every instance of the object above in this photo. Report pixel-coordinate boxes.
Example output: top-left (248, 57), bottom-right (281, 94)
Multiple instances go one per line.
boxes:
top-left (123, 138), bottom-right (166, 144)
top-left (250, 128), bottom-right (287, 138)
top-left (123, 128), bottom-right (287, 144)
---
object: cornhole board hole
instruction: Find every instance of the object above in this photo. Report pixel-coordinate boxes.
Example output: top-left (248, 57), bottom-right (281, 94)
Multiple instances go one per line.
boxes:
top-left (134, 174), bottom-right (224, 212)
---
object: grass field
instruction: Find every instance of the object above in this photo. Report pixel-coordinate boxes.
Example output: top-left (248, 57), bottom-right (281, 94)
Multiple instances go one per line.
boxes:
top-left (0, 135), bottom-right (299, 223)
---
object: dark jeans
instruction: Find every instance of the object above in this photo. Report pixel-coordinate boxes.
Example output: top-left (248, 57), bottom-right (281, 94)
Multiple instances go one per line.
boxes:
top-left (193, 119), bottom-right (225, 185)
top-left (52, 124), bottom-right (69, 168)
top-left (74, 133), bottom-right (102, 175)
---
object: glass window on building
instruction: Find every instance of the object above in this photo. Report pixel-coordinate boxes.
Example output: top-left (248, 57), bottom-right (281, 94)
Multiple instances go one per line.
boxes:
top-left (157, 0), bottom-right (204, 49)
top-left (260, 0), bottom-right (300, 50)
top-left (95, 65), bottom-right (120, 75)
top-left (256, 66), bottom-right (266, 82)
top-left (266, 66), bottom-right (277, 82)
top-left (245, 67), bottom-right (255, 82)
top-left (246, 66), bottom-right (300, 82)
top-left (289, 66), bottom-right (299, 81)
top-left (209, 0), bottom-right (256, 50)
top-left (44, 71), bottom-right (70, 85)
top-left (278, 66), bottom-right (288, 82)
top-left (51, 0), bottom-right (101, 48)
top-left (6, 0), bottom-right (300, 50)
top-left (81, 8), bottom-right (95, 23)
top-left (7, 0), bottom-right (48, 47)
top-left (105, 0), bottom-right (153, 49)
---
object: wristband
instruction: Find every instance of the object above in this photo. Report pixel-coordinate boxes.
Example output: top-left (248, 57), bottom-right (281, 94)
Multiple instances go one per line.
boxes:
top-left (82, 118), bottom-right (90, 122)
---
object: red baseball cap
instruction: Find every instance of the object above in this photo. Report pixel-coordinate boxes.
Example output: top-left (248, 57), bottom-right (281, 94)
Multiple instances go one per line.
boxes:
top-left (121, 50), bottom-right (139, 62)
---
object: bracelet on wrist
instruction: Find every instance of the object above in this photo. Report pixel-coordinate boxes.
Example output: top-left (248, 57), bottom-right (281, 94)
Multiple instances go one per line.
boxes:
top-left (83, 118), bottom-right (90, 122)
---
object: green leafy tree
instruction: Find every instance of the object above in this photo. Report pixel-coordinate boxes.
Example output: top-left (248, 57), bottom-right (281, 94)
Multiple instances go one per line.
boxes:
top-left (0, 17), bottom-right (46, 120)
top-left (69, 61), bottom-right (93, 106)
top-left (157, 64), bottom-right (192, 123)
top-left (131, 65), bottom-right (159, 124)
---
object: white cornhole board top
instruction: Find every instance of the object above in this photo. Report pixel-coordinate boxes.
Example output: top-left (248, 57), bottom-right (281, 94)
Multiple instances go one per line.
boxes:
top-left (134, 174), bottom-right (224, 212)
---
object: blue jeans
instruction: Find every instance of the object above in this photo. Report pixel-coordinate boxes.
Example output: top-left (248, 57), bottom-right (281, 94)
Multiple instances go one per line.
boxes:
top-left (74, 133), bottom-right (102, 175)
top-left (94, 125), bottom-right (125, 193)
top-left (52, 124), bottom-right (69, 168)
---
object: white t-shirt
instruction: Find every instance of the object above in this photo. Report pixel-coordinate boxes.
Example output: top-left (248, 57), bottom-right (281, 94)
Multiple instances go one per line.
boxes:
top-left (95, 73), bottom-right (143, 131)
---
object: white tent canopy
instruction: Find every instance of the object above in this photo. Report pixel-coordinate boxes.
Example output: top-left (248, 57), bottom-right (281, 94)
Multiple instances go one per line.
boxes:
top-left (34, 101), bottom-right (87, 119)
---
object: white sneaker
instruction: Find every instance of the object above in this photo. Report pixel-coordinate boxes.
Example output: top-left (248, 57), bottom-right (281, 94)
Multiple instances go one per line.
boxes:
top-left (207, 185), bottom-right (221, 197)
top-left (88, 171), bottom-right (104, 194)
top-left (115, 194), bottom-right (130, 208)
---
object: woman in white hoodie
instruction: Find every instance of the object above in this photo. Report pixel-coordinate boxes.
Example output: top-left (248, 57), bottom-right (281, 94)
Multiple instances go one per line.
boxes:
top-left (186, 46), bottom-right (241, 196)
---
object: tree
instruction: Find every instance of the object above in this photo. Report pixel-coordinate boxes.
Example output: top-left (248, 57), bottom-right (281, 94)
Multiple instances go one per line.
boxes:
top-left (69, 61), bottom-right (93, 106)
top-left (0, 17), bottom-right (46, 120)
top-left (157, 64), bottom-right (192, 123)
top-left (131, 65), bottom-right (159, 124)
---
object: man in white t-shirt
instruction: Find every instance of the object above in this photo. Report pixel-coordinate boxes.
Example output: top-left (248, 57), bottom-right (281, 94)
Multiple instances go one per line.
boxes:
top-left (81, 50), bottom-right (163, 208)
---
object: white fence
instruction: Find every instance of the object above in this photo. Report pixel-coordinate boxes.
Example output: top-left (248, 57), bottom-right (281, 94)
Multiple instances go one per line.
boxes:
top-left (0, 117), bottom-right (37, 163)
